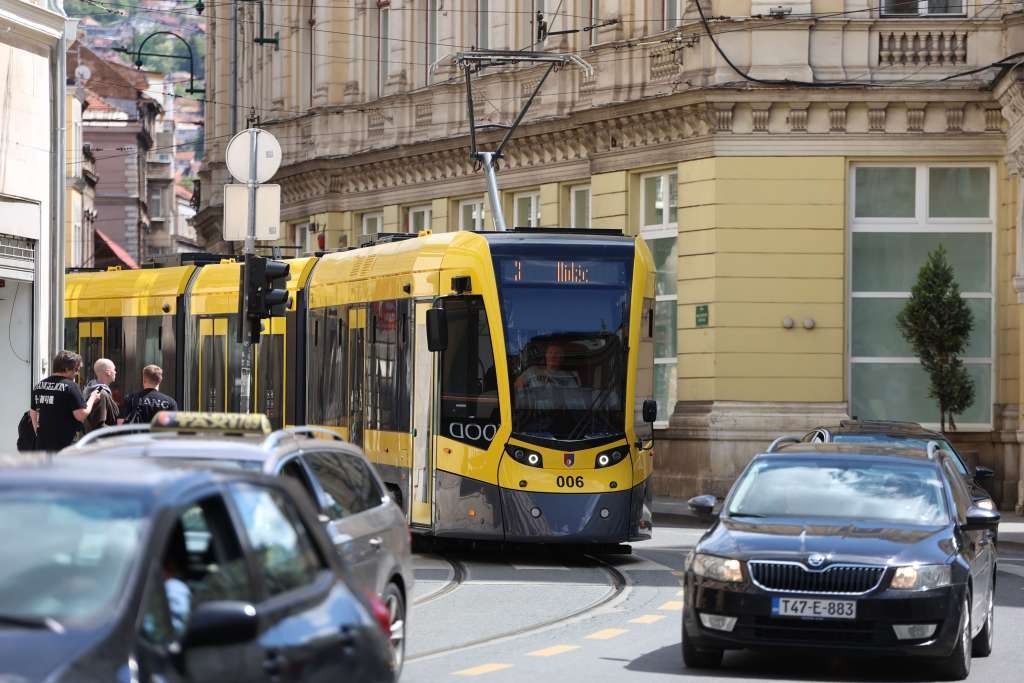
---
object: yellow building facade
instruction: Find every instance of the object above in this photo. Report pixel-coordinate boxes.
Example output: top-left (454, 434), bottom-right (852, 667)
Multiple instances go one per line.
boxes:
top-left (197, 2), bottom-right (1024, 510)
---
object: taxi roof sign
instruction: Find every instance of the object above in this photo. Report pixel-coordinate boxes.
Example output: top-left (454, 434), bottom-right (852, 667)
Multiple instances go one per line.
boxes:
top-left (151, 411), bottom-right (272, 435)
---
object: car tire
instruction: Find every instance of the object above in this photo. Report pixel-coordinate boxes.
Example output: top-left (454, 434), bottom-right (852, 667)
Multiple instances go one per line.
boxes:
top-left (972, 582), bottom-right (994, 658)
top-left (383, 581), bottom-right (406, 678)
top-left (936, 593), bottom-right (972, 681)
top-left (681, 623), bottom-right (723, 669)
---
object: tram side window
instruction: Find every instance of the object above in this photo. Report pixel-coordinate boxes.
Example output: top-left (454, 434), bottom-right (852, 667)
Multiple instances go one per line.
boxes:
top-left (367, 301), bottom-right (398, 431)
top-left (325, 307), bottom-right (348, 427)
top-left (394, 299), bottom-right (411, 431)
top-left (257, 333), bottom-right (285, 427)
top-left (226, 317), bottom-right (244, 412)
top-left (105, 318), bottom-right (125, 406)
top-left (306, 309), bottom-right (325, 424)
top-left (440, 296), bottom-right (499, 448)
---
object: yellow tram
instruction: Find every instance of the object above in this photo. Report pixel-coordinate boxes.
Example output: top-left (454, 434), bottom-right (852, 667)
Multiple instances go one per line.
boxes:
top-left (64, 228), bottom-right (657, 544)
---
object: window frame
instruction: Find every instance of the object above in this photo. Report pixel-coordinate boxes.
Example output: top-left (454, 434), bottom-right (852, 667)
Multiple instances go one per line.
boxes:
top-left (407, 204), bottom-right (432, 233)
top-left (880, 0), bottom-right (966, 18)
top-left (459, 197), bottom-right (487, 231)
top-left (425, 0), bottom-right (439, 84)
top-left (589, 0), bottom-right (601, 46)
top-left (660, 0), bottom-right (680, 30)
top-left (569, 184), bottom-right (590, 228)
top-left (640, 169), bottom-right (679, 429)
top-left (361, 211), bottom-right (384, 238)
top-left (477, 0), bottom-right (490, 49)
top-left (848, 162), bottom-right (996, 431)
top-left (512, 190), bottom-right (541, 228)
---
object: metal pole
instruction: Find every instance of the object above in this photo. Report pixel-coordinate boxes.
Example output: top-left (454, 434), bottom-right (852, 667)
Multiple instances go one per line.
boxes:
top-left (479, 152), bottom-right (506, 231)
top-left (239, 127), bottom-right (259, 414)
top-left (231, 0), bottom-right (238, 134)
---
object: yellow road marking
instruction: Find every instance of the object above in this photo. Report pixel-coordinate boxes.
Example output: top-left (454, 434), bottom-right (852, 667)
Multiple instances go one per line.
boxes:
top-left (629, 614), bottom-right (666, 624)
top-left (527, 645), bottom-right (580, 657)
top-left (586, 628), bottom-right (628, 640)
top-left (671, 571), bottom-right (684, 576)
top-left (659, 601), bottom-right (684, 611)
top-left (454, 663), bottom-right (513, 676)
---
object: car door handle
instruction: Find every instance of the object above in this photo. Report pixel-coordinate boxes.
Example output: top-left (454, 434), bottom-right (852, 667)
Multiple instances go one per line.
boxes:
top-left (369, 537), bottom-right (383, 550)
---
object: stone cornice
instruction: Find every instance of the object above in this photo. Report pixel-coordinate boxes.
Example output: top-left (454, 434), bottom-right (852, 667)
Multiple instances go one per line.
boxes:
top-left (229, 93), bottom-right (1010, 219)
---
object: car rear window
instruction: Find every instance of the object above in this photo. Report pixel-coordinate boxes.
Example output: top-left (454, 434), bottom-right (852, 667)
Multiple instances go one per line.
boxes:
top-left (728, 457), bottom-right (949, 526)
top-left (831, 434), bottom-right (969, 475)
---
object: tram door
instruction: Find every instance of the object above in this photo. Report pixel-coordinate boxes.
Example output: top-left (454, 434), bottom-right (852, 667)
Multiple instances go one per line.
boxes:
top-left (255, 317), bottom-right (286, 428)
top-left (77, 321), bottom-right (104, 382)
top-left (347, 307), bottom-right (366, 446)
top-left (410, 302), bottom-right (435, 527)
top-left (197, 318), bottom-right (228, 412)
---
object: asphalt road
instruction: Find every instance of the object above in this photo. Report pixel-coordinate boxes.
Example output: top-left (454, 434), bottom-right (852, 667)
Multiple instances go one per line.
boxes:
top-left (402, 526), bottom-right (1024, 683)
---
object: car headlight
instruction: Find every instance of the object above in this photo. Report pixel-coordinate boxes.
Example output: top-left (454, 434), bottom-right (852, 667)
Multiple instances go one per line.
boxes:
top-left (505, 444), bottom-right (543, 468)
top-left (975, 498), bottom-right (996, 511)
top-left (890, 564), bottom-right (952, 591)
top-left (595, 447), bottom-right (628, 469)
top-left (690, 553), bottom-right (744, 583)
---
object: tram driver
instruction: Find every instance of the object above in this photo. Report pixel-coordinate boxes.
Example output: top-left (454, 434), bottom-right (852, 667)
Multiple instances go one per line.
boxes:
top-left (514, 342), bottom-right (581, 393)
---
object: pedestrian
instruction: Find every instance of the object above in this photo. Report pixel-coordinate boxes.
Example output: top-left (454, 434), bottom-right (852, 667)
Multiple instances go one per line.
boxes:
top-left (83, 358), bottom-right (119, 432)
top-left (121, 364), bottom-right (177, 425)
top-left (30, 350), bottom-right (100, 451)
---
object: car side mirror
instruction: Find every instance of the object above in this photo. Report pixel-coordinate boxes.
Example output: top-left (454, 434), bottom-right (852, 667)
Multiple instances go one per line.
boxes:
top-left (183, 601), bottom-right (259, 649)
top-left (962, 506), bottom-right (1000, 533)
top-left (974, 465), bottom-right (995, 482)
top-left (642, 399), bottom-right (658, 425)
top-left (426, 307), bottom-right (447, 352)
top-left (687, 494), bottom-right (717, 517)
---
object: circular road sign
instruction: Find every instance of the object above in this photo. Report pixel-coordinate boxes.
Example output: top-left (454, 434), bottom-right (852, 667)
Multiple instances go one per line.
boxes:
top-left (225, 128), bottom-right (282, 184)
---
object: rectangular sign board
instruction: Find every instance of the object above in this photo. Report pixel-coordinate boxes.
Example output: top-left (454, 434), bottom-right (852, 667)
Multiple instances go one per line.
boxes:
top-left (223, 184), bottom-right (281, 241)
top-left (695, 304), bottom-right (709, 327)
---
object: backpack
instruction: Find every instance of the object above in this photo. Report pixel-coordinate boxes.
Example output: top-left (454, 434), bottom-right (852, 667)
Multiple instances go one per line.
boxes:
top-left (122, 393), bottom-right (146, 425)
top-left (17, 411), bottom-right (36, 451)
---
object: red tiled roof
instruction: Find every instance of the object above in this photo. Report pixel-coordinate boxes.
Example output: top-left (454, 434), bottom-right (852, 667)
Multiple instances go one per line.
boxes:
top-left (94, 228), bottom-right (139, 269)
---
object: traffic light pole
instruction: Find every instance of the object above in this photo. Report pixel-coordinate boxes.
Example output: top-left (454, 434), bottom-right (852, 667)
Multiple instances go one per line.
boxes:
top-left (239, 128), bottom-right (260, 414)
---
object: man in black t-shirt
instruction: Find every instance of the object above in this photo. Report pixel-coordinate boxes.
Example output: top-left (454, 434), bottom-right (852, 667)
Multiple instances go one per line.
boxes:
top-left (122, 364), bottom-right (178, 424)
top-left (30, 350), bottom-right (99, 451)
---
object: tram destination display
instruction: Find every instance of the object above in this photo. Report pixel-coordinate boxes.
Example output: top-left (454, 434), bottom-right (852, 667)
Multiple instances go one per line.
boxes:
top-left (499, 257), bottom-right (627, 286)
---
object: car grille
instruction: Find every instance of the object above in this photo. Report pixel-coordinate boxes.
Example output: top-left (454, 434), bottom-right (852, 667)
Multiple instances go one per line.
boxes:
top-left (748, 561), bottom-right (885, 595)
top-left (742, 617), bottom-right (890, 645)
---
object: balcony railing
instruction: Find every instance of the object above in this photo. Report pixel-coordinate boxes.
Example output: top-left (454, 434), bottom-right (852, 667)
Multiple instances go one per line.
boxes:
top-left (877, 29), bottom-right (968, 66)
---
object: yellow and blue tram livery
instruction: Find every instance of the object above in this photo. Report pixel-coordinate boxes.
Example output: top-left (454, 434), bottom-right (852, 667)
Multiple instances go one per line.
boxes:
top-left (64, 228), bottom-right (657, 545)
top-left (304, 228), bottom-right (656, 544)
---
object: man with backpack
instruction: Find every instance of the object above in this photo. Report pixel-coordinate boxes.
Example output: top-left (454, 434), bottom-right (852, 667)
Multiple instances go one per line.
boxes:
top-left (121, 365), bottom-right (177, 424)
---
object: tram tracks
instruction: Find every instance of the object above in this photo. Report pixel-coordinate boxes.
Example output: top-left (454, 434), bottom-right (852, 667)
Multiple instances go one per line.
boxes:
top-left (407, 554), bottom-right (628, 663)
top-left (413, 555), bottom-right (467, 607)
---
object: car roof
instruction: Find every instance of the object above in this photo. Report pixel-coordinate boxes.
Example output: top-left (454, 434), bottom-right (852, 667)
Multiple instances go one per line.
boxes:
top-left (764, 442), bottom-right (940, 462)
top-left (820, 419), bottom-right (945, 439)
top-left (0, 452), bottom-right (261, 499)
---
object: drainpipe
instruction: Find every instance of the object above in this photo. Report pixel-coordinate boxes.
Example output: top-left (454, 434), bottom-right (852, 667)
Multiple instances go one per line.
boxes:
top-left (48, 0), bottom-right (69, 364)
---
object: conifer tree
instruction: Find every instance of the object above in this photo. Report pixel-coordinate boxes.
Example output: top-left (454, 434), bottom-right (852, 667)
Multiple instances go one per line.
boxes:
top-left (896, 245), bottom-right (975, 432)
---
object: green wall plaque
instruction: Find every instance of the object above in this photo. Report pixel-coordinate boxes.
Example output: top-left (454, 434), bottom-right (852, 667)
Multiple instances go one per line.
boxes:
top-left (695, 304), bottom-right (709, 327)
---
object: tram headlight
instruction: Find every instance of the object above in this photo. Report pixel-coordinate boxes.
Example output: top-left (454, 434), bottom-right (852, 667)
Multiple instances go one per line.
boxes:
top-left (505, 444), bottom-right (543, 469)
top-left (595, 448), bottom-right (627, 469)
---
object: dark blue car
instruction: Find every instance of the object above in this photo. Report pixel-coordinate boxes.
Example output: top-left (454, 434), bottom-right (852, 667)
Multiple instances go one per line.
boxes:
top-left (0, 455), bottom-right (395, 683)
top-left (682, 443), bottom-right (1000, 681)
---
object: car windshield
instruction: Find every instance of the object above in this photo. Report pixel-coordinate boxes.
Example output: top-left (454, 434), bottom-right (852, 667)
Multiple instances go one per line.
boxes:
top-left (493, 250), bottom-right (633, 441)
top-left (0, 489), bottom-right (147, 626)
top-left (830, 434), bottom-right (969, 475)
top-left (728, 457), bottom-right (949, 526)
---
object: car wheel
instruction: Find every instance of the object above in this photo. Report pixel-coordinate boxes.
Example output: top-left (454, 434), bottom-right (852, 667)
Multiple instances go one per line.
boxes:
top-left (383, 582), bottom-right (406, 677)
top-left (972, 582), bottom-right (994, 657)
top-left (936, 593), bottom-right (972, 681)
top-left (681, 622), bottom-right (723, 669)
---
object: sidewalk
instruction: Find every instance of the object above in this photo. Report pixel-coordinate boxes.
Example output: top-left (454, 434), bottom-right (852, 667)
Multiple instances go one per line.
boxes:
top-left (652, 497), bottom-right (1024, 548)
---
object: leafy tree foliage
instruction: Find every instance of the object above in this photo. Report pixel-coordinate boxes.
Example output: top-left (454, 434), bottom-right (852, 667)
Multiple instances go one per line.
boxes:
top-left (896, 245), bottom-right (975, 432)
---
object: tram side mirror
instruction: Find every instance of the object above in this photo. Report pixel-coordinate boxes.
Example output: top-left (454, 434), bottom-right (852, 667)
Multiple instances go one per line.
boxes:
top-left (642, 399), bottom-right (658, 424)
top-left (426, 308), bottom-right (448, 352)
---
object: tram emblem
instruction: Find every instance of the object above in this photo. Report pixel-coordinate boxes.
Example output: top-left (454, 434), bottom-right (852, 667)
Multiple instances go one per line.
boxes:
top-left (563, 453), bottom-right (574, 467)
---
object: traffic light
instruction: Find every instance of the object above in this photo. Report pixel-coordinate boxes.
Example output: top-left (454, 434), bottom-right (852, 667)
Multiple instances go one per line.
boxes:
top-left (238, 255), bottom-right (290, 344)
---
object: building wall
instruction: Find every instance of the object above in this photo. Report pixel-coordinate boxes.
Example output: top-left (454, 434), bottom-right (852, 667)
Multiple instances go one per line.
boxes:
top-left (198, 1), bottom-right (1024, 510)
top-left (0, 0), bottom-right (66, 447)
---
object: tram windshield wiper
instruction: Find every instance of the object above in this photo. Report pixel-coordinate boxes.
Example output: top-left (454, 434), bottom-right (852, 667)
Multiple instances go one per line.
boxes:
top-left (0, 613), bottom-right (65, 633)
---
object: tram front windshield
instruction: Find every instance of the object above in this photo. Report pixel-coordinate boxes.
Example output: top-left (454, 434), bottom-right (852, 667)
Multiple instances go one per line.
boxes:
top-left (494, 248), bottom-right (633, 442)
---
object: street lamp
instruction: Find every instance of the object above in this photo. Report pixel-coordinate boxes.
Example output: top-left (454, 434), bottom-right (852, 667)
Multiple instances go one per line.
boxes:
top-left (114, 31), bottom-right (206, 95)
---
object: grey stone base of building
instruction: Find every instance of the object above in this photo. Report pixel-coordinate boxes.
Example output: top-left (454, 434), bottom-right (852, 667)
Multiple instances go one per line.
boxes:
top-left (648, 400), bottom-right (1024, 513)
